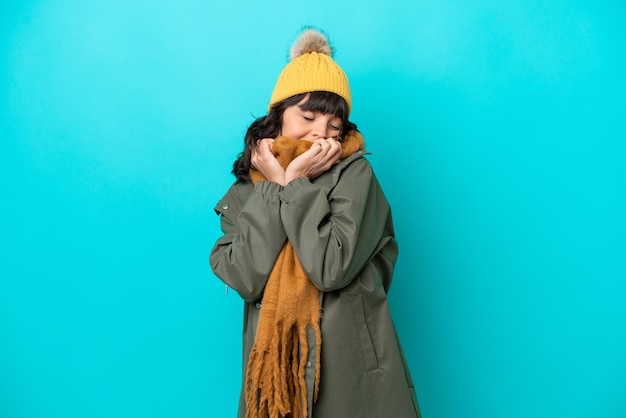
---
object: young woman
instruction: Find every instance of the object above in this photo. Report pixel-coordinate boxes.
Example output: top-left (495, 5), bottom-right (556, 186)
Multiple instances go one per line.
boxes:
top-left (210, 28), bottom-right (420, 418)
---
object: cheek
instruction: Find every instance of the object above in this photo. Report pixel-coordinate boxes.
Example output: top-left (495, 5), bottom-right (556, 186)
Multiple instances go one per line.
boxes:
top-left (281, 119), bottom-right (305, 138)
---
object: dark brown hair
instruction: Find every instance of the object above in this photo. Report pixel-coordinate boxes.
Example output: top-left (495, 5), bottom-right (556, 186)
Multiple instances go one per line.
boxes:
top-left (232, 91), bottom-right (358, 182)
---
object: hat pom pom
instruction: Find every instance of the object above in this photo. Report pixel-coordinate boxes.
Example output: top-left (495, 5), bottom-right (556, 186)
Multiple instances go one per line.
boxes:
top-left (290, 28), bottom-right (333, 60)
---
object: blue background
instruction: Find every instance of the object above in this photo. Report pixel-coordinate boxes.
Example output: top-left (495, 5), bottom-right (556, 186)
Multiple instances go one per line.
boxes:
top-left (2, 1), bottom-right (625, 417)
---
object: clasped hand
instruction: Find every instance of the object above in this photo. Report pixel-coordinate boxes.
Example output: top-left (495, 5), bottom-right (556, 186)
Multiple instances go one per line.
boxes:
top-left (251, 138), bottom-right (342, 186)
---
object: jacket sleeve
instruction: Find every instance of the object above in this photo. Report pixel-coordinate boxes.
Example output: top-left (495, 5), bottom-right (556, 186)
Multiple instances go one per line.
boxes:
top-left (210, 180), bottom-right (287, 302)
top-left (278, 158), bottom-right (396, 292)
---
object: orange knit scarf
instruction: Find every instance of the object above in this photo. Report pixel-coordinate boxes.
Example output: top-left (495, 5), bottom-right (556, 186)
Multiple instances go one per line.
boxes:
top-left (246, 131), bottom-right (365, 418)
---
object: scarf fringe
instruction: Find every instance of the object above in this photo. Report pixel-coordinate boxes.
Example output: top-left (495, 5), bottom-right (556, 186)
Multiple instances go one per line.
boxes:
top-left (245, 133), bottom-right (364, 418)
top-left (245, 245), bottom-right (322, 418)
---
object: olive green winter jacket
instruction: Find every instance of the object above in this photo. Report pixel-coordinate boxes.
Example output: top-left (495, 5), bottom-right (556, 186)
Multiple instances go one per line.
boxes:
top-left (210, 150), bottom-right (420, 418)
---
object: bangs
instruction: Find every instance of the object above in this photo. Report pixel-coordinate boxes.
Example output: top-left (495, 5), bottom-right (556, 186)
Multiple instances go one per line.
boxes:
top-left (298, 91), bottom-right (348, 121)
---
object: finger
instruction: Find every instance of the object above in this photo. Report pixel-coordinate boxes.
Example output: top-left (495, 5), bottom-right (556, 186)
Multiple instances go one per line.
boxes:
top-left (327, 138), bottom-right (341, 152)
top-left (323, 141), bottom-right (340, 158)
top-left (260, 140), bottom-right (274, 156)
top-left (319, 141), bottom-right (338, 159)
top-left (321, 144), bottom-right (342, 167)
top-left (304, 143), bottom-right (324, 159)
top-left (257, 138), bottom-right (273, 149)
top-left (312, 139), bottom-right (328, 150)
top-left (314, 139), bottom-right (332, 156)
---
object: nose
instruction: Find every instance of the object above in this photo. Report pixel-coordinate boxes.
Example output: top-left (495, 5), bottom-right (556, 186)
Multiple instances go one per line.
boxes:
top-left (311, 119), bottom-right (330, 139)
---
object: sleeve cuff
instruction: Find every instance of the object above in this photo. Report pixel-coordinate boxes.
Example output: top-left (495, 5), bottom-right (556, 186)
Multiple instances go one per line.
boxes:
top-left (253, 180), bottom-right (283, 195)
top-left (278, 177), bottom-right (311, 203)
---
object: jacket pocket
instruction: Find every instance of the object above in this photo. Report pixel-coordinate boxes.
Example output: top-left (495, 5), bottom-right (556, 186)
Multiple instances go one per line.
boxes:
top-left (348, 293), bottom-right (379, 371)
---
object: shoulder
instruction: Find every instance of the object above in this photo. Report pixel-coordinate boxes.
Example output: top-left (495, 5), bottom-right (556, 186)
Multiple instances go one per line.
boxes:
top-left (339, 148), bottom-right (369, 169)
top-left (330, 149), bottom-right (373, 175)
top-left (214, 180), bottom-right (253, 216)
top-left (310, 150), bottom-right (380, 192)
top-left (336, 150), bottom-right (377, 182)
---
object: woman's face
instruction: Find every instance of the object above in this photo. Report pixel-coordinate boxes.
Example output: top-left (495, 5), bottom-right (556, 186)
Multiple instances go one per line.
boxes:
top-left (280, 97), bottom-right (343, 142)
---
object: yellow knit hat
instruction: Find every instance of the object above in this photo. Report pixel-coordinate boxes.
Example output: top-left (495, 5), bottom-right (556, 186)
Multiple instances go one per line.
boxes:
top-left (268, 29), bottom-right (352, 114)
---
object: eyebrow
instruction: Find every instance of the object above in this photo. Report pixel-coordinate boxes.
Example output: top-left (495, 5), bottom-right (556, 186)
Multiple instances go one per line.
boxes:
top-left (298, 107), bottom-right (342, 119)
